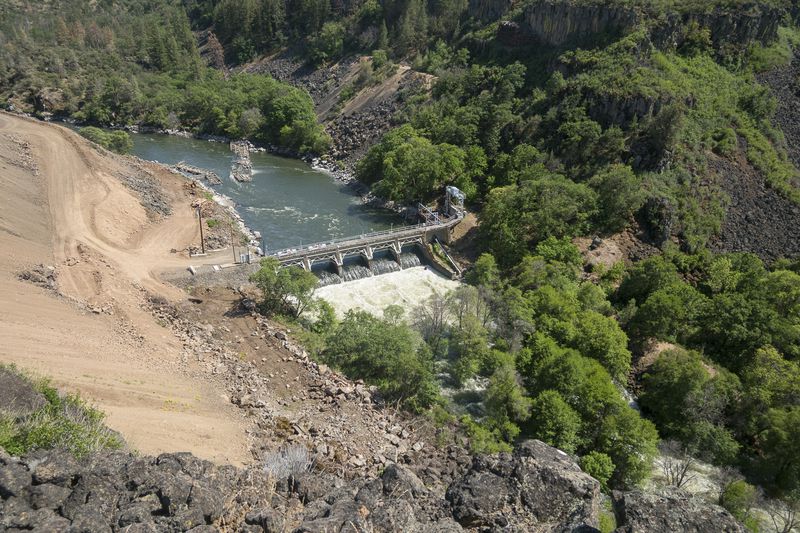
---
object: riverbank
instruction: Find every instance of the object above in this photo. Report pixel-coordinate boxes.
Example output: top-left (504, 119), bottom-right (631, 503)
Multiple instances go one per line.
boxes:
top-left (0, 112), bottom-right (253, 463)
top-left (46, 112), bottom-right (423, 220)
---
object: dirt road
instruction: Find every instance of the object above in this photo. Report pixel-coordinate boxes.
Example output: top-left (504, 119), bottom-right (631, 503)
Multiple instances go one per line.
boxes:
top-left (0, 113), bottom-right (250, 464)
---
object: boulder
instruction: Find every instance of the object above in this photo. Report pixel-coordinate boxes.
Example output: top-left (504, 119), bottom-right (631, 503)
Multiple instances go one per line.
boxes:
top-left (612, 488), bottom-right (746, 533)
top-left (446, 440), bottom-right (601, 531)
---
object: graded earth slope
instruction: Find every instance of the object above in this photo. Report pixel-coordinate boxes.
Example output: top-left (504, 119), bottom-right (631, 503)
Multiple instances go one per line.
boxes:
top-left (0, 113), bottom-right (249, 464)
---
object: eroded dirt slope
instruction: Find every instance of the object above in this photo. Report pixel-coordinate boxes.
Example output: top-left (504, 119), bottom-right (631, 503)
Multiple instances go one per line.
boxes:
top-left (0, 113), bottom-right (250, 464)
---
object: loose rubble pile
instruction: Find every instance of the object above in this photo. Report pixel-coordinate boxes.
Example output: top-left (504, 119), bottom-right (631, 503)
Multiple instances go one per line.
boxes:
top-left (758, 51), bottom-right (800, 170)
top-left (0, 133), bottom-right (39, 176)
top-left (146, 296), bottom-right (442, 479)
top-left (172, 162), bottom-right (222, 185)
top-left (17, 264), bottom-right (57, 291)
top-left (708, 153), bottom-right (800, 262)
top-left (247, 54), bottom-right (428, 174)
top-left (247, 54), bottom-right (358, 104)
top-left (324, 99), bottom-right (402, 167)
top-left (114, 158), bottom-right (173, 218)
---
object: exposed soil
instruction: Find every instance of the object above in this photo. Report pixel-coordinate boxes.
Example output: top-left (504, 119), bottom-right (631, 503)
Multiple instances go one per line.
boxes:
top-left (0, 112), bottom-right (251, 464)
top-left (0, 112), bottom-right (459, 479)
top-left (574, 227), bottom-right (660, 271)
top-left (245, 52), bottom-right (432, 168)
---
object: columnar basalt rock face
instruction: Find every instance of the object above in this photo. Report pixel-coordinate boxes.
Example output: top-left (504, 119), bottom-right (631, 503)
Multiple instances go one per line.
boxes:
top-left (649, 6), bottom-right (783, 52)
top-left (522, 0), bottom-right (638, 47)
top-left (477, 0), bottom-right (783, 52)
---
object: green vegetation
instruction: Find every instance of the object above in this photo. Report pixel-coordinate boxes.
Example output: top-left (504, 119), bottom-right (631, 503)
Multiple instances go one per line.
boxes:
top-left (78, 127), bottom-right (133, 154)
top-left (275, 238), bottom-right (658, 489)
top-left (185, 0), bottom-right (800, 500)
top-left (623, 249), bottom-right (800, 493)
top-left (250, 257), bottom-right (319, 318)
top-left (0, 365), bottom-right (123, 458)
top-left (0, 1), bottom-right (328, 153)
top-left (9, 0), bottom-right (800, 502)
top-left (721, 480), bottom-right (761, 531)
top-left (356, 125), bottom-right (486, 202)
top-left (323, 310), bottom-right (439, 411)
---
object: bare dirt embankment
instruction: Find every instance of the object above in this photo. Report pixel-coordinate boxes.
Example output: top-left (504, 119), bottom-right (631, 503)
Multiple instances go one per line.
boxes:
top-left (0, 113), bottom-right (251, 464)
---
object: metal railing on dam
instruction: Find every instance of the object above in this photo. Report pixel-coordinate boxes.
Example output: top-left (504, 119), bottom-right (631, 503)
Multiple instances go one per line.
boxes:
top-left (266, 210), bottom-right (464, 273)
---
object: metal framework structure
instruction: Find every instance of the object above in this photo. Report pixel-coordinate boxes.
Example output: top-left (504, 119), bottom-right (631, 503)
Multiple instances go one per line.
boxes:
top-left (265, 187), bottom-right (466, 272)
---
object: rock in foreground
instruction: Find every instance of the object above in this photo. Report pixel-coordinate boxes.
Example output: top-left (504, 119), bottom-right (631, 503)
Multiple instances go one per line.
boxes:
top-left (612, 488), bottom-right (746, 533)
top-left (0, 440), bottom-right (601, 532)
top-left (446, 440), bottom-right (601, 531)
top-left (0, 440), bottom-right (746, 532)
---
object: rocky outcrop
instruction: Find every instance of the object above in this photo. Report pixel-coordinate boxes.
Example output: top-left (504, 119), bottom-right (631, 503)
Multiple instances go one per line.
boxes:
top-left (446, 440), bottom-right (601, 531)
top-left (649, 4), bottom-right (783, 53)
top-left (0, 440), bottom-right (606, 532)
top-left (0, 368), bottom-right (47, 417)
top-left (468, 0), bottom-right (514, 23)
top-left (2, 433), bottom-right (752, 533)
top-left (230, 140), bottom-right (254, 182)
top-left (486, 0), bottom-right (783, 52)
top-left (0, 447), bottom-right (261, 532)
top-left (612, 488), bottom-right (746, 532)
top-left (522, 0), bottom-right (637, 47)
top-left (33, 88), bottom-right (65, 114)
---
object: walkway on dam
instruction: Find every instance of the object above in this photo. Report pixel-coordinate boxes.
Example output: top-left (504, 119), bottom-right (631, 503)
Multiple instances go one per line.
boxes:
top-left (267, 211), bottom-right (463, 272)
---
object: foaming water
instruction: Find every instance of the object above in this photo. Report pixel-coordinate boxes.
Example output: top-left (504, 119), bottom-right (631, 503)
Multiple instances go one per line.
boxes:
top-left (316, 266), bottom-right (461, 317)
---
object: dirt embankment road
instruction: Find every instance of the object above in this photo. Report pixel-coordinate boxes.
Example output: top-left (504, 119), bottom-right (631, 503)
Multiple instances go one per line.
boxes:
top-left (0, 113), bottom-right (250, 464)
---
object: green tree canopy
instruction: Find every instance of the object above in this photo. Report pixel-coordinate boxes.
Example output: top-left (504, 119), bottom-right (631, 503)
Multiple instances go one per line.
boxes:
top-left (526, 390), bottom-right (582, 454)
top-left (250, 257), bottom-right (319, 317)
top-left (323, 310), bottom-right (438, 411)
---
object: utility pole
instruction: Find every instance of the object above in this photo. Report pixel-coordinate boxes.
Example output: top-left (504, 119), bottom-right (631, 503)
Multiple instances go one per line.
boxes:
top-left (197, 206), bottom-right (205, 255)
top-left (230, 222), bottom-right (237, 263)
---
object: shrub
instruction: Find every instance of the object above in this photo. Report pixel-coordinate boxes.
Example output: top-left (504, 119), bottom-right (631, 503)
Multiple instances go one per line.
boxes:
top-left (721, 480), bottom-right (759, 527)
top-left (323, 310), bottom-right (439, 411)
top-left (250, 257), bottom-right (319, 318)
top-left (263, 445), bottom-right (315, 480)
top-left (526, 390), bottom-right (582, 454)
top-left (0, 366), bottom-right (123, 458)
top-left (580, 451), bottom-right (615, 491)
top-left (78, 126), bottom-right (133, 154)
top-left (460, 415), bottom-right (512, 454)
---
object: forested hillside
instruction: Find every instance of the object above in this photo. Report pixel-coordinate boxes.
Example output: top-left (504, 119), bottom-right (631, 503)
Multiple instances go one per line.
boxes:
top-left (3, 0), bottom-right (800, 523)
top-left (0, 1), bottom-right (329, 151)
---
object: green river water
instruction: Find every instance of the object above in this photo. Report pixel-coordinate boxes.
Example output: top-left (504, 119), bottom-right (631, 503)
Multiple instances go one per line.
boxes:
top-left (128, 133), bottom-right (401, 252)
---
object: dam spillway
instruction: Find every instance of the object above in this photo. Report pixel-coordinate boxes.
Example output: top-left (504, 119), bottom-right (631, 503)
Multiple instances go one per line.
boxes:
top-left (314, 250), bottom-right (423, 286)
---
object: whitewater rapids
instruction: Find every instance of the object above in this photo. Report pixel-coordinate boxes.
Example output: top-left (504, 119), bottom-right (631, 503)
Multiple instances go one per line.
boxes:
top-left (315, 266), bottom-right (460, 318)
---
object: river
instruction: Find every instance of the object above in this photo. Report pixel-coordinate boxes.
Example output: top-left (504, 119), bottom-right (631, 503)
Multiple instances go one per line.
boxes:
top-left (127, 133), bottom-right (401, 251)
top-left (126, 132), bottom-right (460, 316)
